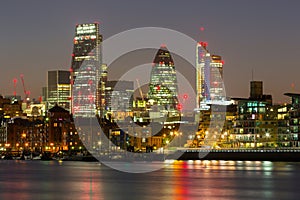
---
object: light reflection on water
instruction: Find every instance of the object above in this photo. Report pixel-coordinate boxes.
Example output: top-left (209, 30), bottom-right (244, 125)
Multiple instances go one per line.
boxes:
top-left (0, 160), bottom-right (299, 200)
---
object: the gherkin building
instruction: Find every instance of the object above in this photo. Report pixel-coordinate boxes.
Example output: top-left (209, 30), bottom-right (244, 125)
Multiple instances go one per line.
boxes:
top-left (148, 46), bottom-right (179, 114)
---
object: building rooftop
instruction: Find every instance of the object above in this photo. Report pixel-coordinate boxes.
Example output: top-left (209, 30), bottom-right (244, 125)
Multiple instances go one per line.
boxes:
top-left (48, 104), bottom-right (69, 113)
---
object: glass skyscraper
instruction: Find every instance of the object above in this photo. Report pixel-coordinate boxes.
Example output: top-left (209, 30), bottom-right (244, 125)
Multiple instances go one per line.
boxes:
top-left (196, 42), bottom-right (225, 109)
top-left (148, 46), bottom-right (179, 117)
top-left (71, 23), bottom-right (102, 118)
top-left (47, 70), bottom-right (71, 111)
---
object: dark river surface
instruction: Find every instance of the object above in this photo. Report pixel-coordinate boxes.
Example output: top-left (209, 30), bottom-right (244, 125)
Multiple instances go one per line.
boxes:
top-left (0, 160), bottom-right (299, 200)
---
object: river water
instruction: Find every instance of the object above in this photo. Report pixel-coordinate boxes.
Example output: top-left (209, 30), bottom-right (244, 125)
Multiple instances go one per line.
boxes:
top-left (0, 160), bottom-right (299, 200)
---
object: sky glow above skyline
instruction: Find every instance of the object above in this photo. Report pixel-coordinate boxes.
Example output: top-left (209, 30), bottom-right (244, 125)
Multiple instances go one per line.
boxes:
top-left (0, 0), bottom-right (300, 104)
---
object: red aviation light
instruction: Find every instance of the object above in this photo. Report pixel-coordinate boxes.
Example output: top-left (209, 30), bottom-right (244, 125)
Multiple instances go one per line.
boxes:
top-left (198, 41), bottom-right (208, 48)
top-left (88, 94), bottom-right (94, 102)
top-left (200, 27), bottom-right (205, 31)
top-left (160, 43), bottom-right (166, 48)
top-left (71, 53), bottom-right (75, 57)
top-left (183, 94), bottom-right (188, 100)
top-left (221, 60), bottom-right (225, 65)
top-left (177, 103), bottom-right (183, 111)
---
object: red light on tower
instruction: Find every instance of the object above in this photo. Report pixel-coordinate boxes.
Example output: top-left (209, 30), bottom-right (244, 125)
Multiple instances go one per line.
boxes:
top-left (221, 60), bottom-right (225, 65)
top-left (199, 41), bottom-right (208, 48)
top-left (88, 94), bottom-right (94, 102)
top-left (177, 103), bottom-right (183, 111)
top-left (183, 94), bottom-right (188, 100)
top-left (200, 27), bottom-right (205, 31)
top-left (160, 43), bottom-right (166, 48)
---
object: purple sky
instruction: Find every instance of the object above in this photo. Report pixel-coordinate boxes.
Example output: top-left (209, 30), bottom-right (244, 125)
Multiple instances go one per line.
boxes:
top-left (0, 0), bottom-right (300, 104)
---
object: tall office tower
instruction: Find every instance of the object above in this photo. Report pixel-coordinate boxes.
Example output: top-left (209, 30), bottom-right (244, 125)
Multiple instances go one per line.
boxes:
top-left (98, 63), bottom-right (107, 118)
top-left (47, 70), bottom-right (71, 111)
top-left (71, 23), bottom-right (102, 117)
top-left (105, 80), bottom-right (134, 112)
top-left (148, 45), bottom-right (179, 116)
top-left (196, 42), bottom-right (225, 108)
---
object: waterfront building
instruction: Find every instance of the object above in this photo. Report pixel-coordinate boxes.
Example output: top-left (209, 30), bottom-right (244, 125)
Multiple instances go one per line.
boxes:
top-left (47, 105), bottom-right (83, 152)
top-left (5, 117), bottom-right (46, 152)
top-left (276, 104), bottom-right (292, 147)
top-left (195, 104), bottom-right (232, 148)
top-left (284, 93), bottom-right (300, 147)
top-left (71, 23), bottom-right (102, 117)
top-left (148, 45), bottom-right (180, 121)
top-left (232, 81), bottom-right (276, 148)
top-left (47, 70), bottom-right (71, 111)
top-left (196, 42), bottom-right (226, 108)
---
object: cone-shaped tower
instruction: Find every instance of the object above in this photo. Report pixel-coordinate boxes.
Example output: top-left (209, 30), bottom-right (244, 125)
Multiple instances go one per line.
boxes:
top-left (148, 45), bottom-right (179, 114)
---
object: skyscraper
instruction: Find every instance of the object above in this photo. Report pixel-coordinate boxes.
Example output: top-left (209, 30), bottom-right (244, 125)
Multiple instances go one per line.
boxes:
top-left (105, 80), bottom-right (133, 112)
top-left (99, 63), bottom-right (107, 118)
top-left (71, 23), bottom-right (102, 117)
top-left (196, 42), bottom-right (225, 108)
top-left (47, 70), bottom-right (71, 111)
top-left (148, 45), bottom-right (179, 118)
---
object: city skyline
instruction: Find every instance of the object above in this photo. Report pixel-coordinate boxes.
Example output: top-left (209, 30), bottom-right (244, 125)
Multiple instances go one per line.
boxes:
top-left (0, 1), bottom-right (300, 104)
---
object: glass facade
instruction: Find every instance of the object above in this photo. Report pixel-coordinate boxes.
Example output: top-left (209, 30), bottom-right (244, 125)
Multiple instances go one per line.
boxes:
top-left (196, 42), bottom-right (225, 108)
top-left (71, 23), bottom-right (102, 118)
top-left (47, 70), bottom-right (71, 111)
top-left (148, 46), bottom-right (179, 114)
top-left (105, 81), bottom-right (134, 112)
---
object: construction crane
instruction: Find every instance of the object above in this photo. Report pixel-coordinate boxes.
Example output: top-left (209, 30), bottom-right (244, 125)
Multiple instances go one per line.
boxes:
top-left (136, 79), bottom-right (144, 101)
top-left (20, 74), bottom-right (30, 102)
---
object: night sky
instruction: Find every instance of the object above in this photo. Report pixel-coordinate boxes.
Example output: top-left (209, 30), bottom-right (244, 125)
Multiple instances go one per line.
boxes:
top-left (0, 0), bottom-right (300, 104)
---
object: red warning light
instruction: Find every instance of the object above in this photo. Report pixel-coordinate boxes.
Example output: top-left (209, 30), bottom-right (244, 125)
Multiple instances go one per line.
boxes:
top-left (160, 43), bottom-right (166, 48)
top-left (183, 94), bottom-right (188, 100)
top-left (199, 41), bottom-right (208, 48)
top-left (221, 60), bottom-right (225, 65)
top-left (177, 103), bottom-right (183, 110)
top-left (200, 27), bottom-right (205, 31)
